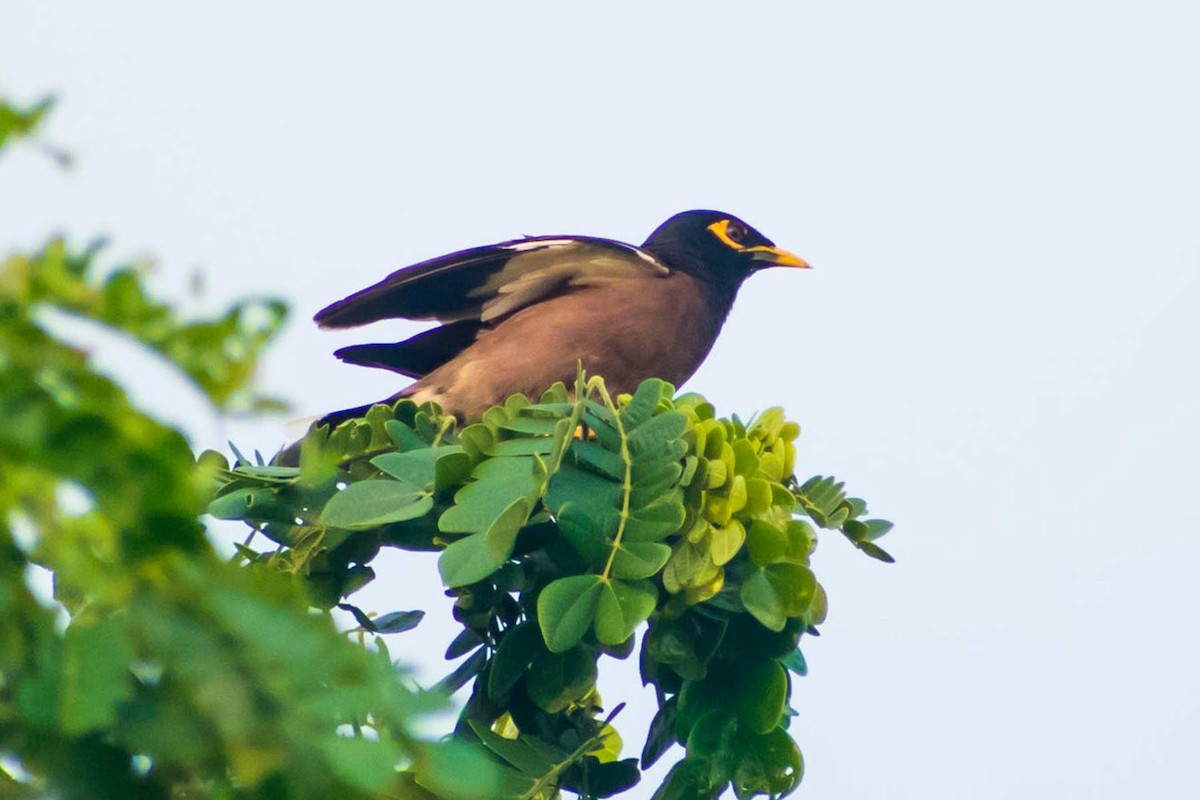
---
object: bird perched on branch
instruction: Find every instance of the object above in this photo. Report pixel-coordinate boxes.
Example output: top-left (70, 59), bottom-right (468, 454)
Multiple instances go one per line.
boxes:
top-left (314, 209), bottom-right (809, 426)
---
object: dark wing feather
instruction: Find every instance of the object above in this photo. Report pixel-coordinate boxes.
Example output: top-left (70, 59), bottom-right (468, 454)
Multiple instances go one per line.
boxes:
top-left (314, 236), bottom-right (670, 329)
top-left (332, 320), bottom-right (483, 378)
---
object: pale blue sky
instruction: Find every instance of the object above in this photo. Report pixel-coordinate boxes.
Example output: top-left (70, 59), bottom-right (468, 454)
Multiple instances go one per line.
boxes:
top-left (4, 2), bottom-right (1199, 797)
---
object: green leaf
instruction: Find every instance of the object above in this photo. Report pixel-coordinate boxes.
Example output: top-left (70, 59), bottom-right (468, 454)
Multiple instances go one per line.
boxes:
top-left (684, 709), bottom-right (737, 759)
top-left (620, 379), bottom-right (667, 430)
top-left (624, 493), bottom-right (686, 542)
top-left (784, 520), bottom-right (816, 563)
top-left (732, 728), bottom-right (803, 799)
top-left (566, 757), bottom-right (642, 798)
top-left (736, 659), bottom-right (788, 734)
top-left (652, 757), bottom-right (717, 800)
top-left (437, 646), bottom-right (489, 694)
top-left (572, 440), bottom-right (626, 480)
top-left (484, 498), bottom-right (529, 560)
top-left (466, 720), bottom-right (554, 776)
top-left (662, 540), bottom-right (717, 594)
top-left (631, 460), bottom-right (684, 505)
top-left (708, 519), bottom-right (745, 567)
top-left (641, 696), bottom-right (678, 769)
top-left (498, 415), bottom-right (564, 435)
top-left (228, 464), bottom-right (299, 481)
top-left (207, 486), bottom-right (301, 525)
top-left (60, 615), bottom-right (134, 734)
top-left (445, 628), bottom-right (485, 659)
top-left (557, 502), bottom-right (617, 566)
top-left (371, 447), bottom-right (440, 487)
top-left (372, 446), bottom-right (468, 493)
top-left (745, 520), bottom-right (788, 567)
top-left (488, 622), bottom-right (544, 699)
top-left (320, 480), bottom-right (433, 529)
top-left (537, 574), bottom-right (605, 653)
top-left (458, 423), bottom-right (494, 461)
top-left (740, 563), bottom-right (817, 632)
top-left (439, 456), bottom-right (539, 534)
top-left (609, 540), bottom-right (672, 580)
top-left (807, 582), bottom-right (829, 625)
top-left (370, 609), bottom-right (425, 634)
top-left (413, 739), bottom-right (505, 800)
top-left (384, 418), bottom-right (426, 451)
top-left (743, 478), bottom-right (773, 515)
top-left (435, 449), bottom-right (474, 492)
top-left (438, 499), bottom-right (528, 587)
top-left (782, 647), bottom-right (808, 677)
top-left (703, 457), bottom-right (728, 490)
top-left (546, 462), bottom-right (623, 517)
top-left (863, 519), bottom-right (895, 541)
top-left (437, 536), bottom-right (492, 588)
top-left (627, 411), bottom-right (687, 459)
top-left (731, 438), bottom-right (759, 477)
top-left (527, 646), bottom-right (598, 712)
top-left (857, 540), bottom-right (896, 563)
top-left (484, 436), bottom-right (557, 457)
top-left (319, 736), bottom-right (406, 794)
top-left (594, 579), bottom-right (657, 645)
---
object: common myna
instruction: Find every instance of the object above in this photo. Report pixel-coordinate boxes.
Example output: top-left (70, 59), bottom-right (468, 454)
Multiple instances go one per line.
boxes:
top-left (314, 210), bottom-right (808, 426)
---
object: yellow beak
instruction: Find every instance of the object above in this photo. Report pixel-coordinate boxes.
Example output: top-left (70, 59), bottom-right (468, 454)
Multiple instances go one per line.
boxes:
top-left (745, 245), bottom-right (811, 269)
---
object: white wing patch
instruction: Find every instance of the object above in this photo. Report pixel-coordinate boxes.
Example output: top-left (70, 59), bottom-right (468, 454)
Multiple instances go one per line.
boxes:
top-left (502, 238), bottom-right (578, 253)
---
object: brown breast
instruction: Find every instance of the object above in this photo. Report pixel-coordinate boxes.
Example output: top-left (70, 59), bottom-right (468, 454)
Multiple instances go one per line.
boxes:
top-left (404, 272), bottom-right (728, 420)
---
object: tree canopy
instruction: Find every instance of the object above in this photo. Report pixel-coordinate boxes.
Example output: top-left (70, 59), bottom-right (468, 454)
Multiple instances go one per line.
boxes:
top-left (1, 93), bottom-right (892, 800)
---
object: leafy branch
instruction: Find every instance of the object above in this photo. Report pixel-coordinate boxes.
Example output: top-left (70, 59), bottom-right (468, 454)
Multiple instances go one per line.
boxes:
top-left (1, 100), bottom-right (499, 800)
top-left (208, 367), bottom-right (895, 799)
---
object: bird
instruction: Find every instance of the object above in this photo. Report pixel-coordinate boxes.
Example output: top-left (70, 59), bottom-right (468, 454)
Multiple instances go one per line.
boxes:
top-left (311, 209), bottom-right (809, 428)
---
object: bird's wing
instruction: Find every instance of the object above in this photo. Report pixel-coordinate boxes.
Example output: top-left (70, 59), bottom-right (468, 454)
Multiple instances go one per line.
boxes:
top-left (314, 236), bottom-right (670, 328)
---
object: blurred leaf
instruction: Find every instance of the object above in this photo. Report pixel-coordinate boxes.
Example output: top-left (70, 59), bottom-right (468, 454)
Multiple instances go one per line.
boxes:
top-left (60, 614), bottom-right (134, 734)
top-left (488, 622), bottom-right (544, 700)
top-left (467, 719), bottom-right (555, 775)
top-left (0, 95), bottom-right (54, 152)
top-left (528, 646), bottom-right (597, 713)
top-left (641, 696), bottom-right (679, 769)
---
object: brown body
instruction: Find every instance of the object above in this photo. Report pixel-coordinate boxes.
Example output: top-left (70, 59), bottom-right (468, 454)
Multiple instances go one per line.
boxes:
top-left (305, 211), bottom-right (807, 437)
top-left (403, 272), bottom-right (726, 418)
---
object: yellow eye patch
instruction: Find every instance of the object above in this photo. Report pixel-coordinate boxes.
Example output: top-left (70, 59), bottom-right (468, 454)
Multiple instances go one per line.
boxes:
top-left (707, 219), bottom-right (747, 250)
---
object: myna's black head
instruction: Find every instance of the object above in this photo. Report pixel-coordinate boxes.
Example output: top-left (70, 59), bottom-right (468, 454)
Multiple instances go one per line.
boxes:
top-left (642, 210), bottom-right (809, 290)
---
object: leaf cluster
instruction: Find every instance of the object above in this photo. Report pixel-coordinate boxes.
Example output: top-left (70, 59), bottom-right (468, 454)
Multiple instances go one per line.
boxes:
top-left (3, 238), bottom-right (288, 412)
top-left (1, 231), bottom-right (495, 797)
top-left (210, 372), bottom-right (894, 799)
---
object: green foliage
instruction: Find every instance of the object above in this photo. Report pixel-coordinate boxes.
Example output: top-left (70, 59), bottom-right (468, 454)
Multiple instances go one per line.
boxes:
top-left (5, 92), bottom-right (894, 800)
top-left (0, 104), bottom-right (497, 799)
top-left (0, 94), bottom-right (54, 153)
top-left (211, 370), bottom-right (894, 799)
top-left (3, 237), bottom-right (287, 412)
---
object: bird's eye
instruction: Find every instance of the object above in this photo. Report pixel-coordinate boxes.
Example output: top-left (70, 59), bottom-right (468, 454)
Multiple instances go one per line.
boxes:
top-left (724, 221), bottom-right (748, 245)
